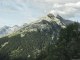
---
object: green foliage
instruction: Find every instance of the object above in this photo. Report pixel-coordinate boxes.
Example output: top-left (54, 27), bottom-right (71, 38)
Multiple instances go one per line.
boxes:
top-left (0, 22), bottom-right (80, 60)
top-left (45, 22), bottom-right (80, 60)
top-left (0, 30), bottom-right (52, 60)
top-left (58, 22), bottom-right (80, 59)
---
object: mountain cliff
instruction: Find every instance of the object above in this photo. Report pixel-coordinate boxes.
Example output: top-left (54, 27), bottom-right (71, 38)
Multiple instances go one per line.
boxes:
top-left (0, 13), bottom-right (74, 60)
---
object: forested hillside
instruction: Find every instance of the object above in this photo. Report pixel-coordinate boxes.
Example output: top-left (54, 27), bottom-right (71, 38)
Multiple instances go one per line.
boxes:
top-left (0, 13), bottom-right (80, 60)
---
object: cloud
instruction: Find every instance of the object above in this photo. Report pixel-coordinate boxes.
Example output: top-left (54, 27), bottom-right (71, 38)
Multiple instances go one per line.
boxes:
top-left (50, 2), bottom-right (80, 20)
top-left (0, 0), bottom-right (80, 27)
top-left (31, 0), bottom-right (80, 3)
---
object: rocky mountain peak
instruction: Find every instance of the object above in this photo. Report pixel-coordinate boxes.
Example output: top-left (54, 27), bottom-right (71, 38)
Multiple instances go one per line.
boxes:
top-left (47, 13), bottom-right (55, 19)
top-left (49, 10), bottom-right (59, 17)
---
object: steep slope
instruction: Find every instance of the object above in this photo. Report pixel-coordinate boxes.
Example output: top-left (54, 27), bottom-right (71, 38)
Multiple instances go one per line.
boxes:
top-left (56, 14), bottom-right (74, 25)
top-left (0, 13), bottom-right (73, 60)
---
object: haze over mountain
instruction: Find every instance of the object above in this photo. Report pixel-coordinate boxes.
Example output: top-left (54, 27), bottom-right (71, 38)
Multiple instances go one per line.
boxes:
top-left (0, 25), bottom-right (20, 37)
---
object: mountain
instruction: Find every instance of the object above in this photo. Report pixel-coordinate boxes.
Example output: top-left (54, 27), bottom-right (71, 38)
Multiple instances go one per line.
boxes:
top-left (0, 26), bottom-right (10, 37)
top-left (0, 13), bottom-right (73, 60)
top-left (0, 25), bottom-right (20, 37)
top-left (0, 13), bottom-right (73, 38)
top-left (18, 13), bottom-right (69, 33)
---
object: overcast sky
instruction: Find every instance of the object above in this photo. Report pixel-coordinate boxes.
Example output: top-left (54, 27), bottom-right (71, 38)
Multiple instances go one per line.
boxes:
top-left (0, 0), bottom-right (80, 27)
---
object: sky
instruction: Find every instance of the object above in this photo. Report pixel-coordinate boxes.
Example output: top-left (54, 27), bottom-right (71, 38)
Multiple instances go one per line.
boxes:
top-left (0, 0), bottom-right (80, 27)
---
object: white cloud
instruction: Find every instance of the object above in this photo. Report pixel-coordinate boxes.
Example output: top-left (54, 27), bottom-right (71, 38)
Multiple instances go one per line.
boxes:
top-left (0, 0), bottom-right (80, 27)
top-left (31, 0), bottom-right (80, 3)
top-left (50, 2), bottom-right (80, 20)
